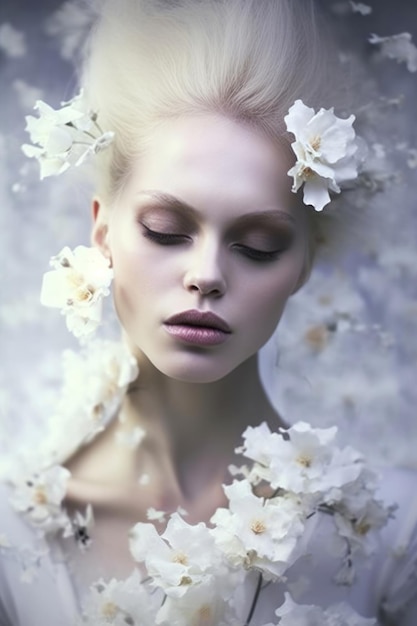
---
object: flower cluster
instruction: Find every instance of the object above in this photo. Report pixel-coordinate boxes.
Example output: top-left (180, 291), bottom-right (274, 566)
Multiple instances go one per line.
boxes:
top-left (76, 570), bottom-right (160, 626)
top-left (369, 32), bottom-right (417, 73)
top-left (75, 420), bottom-right (392, 625)
top-left (7, 465), bottom-right (95, 548)
top-left (22, 89), bottom-right (114, 179)
top-left (285, 100), bottom-right (361, 211)
top-left (40, 338), bottom-right (139, 464)
top-left (235, 421), bottom-right (392, 582)
top-left (40, 245), bottom-right (113, 339)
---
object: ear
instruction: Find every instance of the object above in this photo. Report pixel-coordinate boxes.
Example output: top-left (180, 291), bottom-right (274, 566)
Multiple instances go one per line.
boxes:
top-left (91, 197), bottom-right (111, 259)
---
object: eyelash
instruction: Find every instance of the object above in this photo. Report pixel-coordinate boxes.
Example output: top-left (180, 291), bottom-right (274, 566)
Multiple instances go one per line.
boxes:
top-left (141, 225), bottom-right (281, 263)
top-left (142, 226), bottom-right (187, 246)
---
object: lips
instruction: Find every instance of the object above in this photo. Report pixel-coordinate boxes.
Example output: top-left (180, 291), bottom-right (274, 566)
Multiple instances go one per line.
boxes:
top-left (164, 310), bottom-right (231, 333)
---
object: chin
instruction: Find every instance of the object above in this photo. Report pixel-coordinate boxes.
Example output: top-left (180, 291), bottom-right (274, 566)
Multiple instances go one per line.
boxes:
top-left (149, 352), bottom-right (240, 384)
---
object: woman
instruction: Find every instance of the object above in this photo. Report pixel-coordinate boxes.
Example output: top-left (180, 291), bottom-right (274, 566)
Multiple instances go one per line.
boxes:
top-left (1, 0), bottom-right (417, 624)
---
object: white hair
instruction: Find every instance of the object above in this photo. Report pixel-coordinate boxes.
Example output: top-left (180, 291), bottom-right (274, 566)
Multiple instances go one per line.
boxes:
top-left (80, 0), bottom-right (337, 204)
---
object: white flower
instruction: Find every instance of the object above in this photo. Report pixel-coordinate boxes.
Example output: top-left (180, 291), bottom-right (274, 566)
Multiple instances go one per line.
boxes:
top-left (350, 2), bottom-right (372, 15)
top-left (39, 339), bottom-right (139, 464)
top-left (0, 23), bottom-right (26, 58)
top-left (78, 570), bottom-right (158, 625)
top-left (9, 466), bottom-right (71, 534)
top-left (240, 422), bottom-right (363, 503)
top-left (210, 480), bottom-right (305, 580)
top-left (130, 513), bottom-right (224, 598)
top-left (331, 468), bottom-right (395, 560)
top-left (284, 99), bottom-right (360, 211)
top-left (156, 576), bottom-right (241, 626)
top-left (273, 592), bottom-right (377, 625)
top-left (146, 507), bottom-right (167, 523)
top-left (40, 245), bottom-right (113, 339)
top-left (369, 33), bottom-right (417, 73)
top-left (21, 90), bottom-right (115, 179)
top-left (115, 425), bottom-right (146, 449)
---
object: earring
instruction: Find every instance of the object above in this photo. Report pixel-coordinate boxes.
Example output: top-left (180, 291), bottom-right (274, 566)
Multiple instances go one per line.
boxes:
top-left (40, 245), bottom-right (113, 340)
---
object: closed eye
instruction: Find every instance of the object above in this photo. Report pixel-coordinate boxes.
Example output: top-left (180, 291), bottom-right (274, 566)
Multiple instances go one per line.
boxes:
top-left (232, 244), bottom-right (282, 262)
top-left (141, 225), bottom-right (190, 245)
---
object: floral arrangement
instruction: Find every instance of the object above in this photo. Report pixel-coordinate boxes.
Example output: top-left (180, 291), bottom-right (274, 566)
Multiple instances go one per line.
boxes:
top-left (22, 90), bottom-right (361, 213)
top-left (21, 89), bottom-right (114, 179)
top-left (4, 339), bottom-right (393, 624)
top-left (40, 245), bottom-right (113, 340)
top-left (284, 100), bottom-right (361, 211)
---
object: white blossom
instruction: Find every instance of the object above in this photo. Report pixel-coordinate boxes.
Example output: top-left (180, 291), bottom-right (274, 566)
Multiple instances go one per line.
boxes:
top-left (130, 513), bottom-right (225, 598)
top-left (40, 245), bottom-right (113, 339)
top-left (332, 469), bottom-right (395, 557)
top-left (115, 425), bottom-right (146, 449)
top-left (78, 570), bottom-right (158, 625)
top-left (8, 466), bottom-right (71, 534)
top-left (21, 90), bottom-right (115, 178)
top-left (369, 33), bottom-right (417, 73)
top-left (0, 23), bottom-right (26, 58)
top-left (240, 421), bottom-right (363, 502)
top-left (156, 576), bottom-right (241, 626)
top-left (38, 340), bottom-right (138, 465)
top-left (350, 2), bottom-right (372, 15)
top-left (284, 99), bottom-right (360, 211)
top-left (210, 480), bottom-right (305, 580)
top-left (146, 507), bottom-right (167, 523)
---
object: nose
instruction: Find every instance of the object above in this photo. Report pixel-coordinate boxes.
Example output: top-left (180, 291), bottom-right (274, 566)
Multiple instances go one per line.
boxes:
top-left (183, 235), bottom-right (227, 298)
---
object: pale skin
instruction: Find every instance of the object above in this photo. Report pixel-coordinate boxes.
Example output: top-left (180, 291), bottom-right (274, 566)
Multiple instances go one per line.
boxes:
top-left (64, 113), bottom-right (312, 579)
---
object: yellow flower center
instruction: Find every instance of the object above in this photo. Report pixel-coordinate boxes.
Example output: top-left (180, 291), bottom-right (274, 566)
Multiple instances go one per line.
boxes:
top-left (74, 285), bottom-right (94, 303)
top-left (180, 575), bottom-right (193, 586)
top-left (101, 601), bottom-right (119, 620)
top-left (354, 520), bottom-right (372, 536)
top-left (300, 165), bottom-right (315, 179)
top-left (310, 135), bottom-right (321, 151)
top-left (250, 519), bottom-right (267, 534)
top-left (304, 324), bottom-right (329, 351)
top-left (172, 551), bottom-right (188, 565)
top-left (296, 454), bottom-right (313, 468)
top-left (33, 488), bottom-right (48, 505)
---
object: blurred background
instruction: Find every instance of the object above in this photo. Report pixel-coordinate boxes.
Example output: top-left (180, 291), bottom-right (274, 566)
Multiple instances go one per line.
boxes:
top-left (0, 0), bottom-right (416, 467)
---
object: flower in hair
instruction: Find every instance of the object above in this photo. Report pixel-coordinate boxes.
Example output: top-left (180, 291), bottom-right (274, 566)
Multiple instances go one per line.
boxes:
top-left (21, 89), bottom-right (114, 179)
top-left (285, 99), bottom-right (360, 211)
top-left (40, 245), bottom-right (113, 339)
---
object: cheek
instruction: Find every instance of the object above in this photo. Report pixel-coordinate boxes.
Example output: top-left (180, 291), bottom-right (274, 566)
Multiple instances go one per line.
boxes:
top-left (246, 255), bottom-right (305, 312)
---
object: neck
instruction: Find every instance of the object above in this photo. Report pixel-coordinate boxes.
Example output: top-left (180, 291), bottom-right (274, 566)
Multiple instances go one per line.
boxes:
top-left (65, 342), bottom-right (286, 515)
top-left (119, 349), bottom-right (284, 497)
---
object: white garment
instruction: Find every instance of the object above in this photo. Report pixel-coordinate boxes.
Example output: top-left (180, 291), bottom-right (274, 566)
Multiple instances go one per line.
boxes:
top-left (1, 467), bottom-right (417, 625)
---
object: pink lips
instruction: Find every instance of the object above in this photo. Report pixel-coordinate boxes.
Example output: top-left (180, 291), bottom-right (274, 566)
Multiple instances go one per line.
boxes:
top-left (164, 310), bottom-right (231, 346)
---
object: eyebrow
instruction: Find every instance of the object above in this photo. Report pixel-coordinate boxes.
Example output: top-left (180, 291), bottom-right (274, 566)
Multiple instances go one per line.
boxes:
top-left (136, 190), bottom-right (296, 225)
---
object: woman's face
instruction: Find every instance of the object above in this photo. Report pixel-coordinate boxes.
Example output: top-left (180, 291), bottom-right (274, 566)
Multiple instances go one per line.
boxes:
top-left (95, 114), bottom-right (310, 382)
